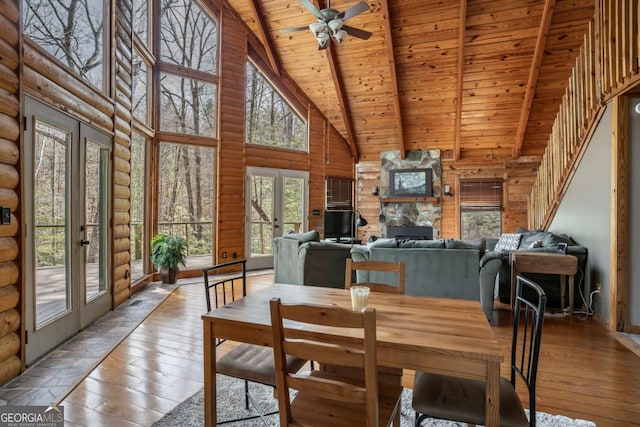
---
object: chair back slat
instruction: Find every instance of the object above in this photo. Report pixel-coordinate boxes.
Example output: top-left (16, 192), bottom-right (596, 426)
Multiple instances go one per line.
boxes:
top-left (283, 340), bottom-right (364, 368)
top-left (287, 374), bottom-right (367, 404)
top-left (203, 259), bottom-right (247, 346)
top-left (345, 259), bottom-right (405, 294)
top-left (270, 297), bottom-right (380, 426)
top-left (512, 275), bottom-right (547, 425)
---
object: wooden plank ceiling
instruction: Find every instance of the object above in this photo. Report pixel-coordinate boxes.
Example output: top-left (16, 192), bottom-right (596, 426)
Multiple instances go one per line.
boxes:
top-left (224, 0), bottom-right (594, 165)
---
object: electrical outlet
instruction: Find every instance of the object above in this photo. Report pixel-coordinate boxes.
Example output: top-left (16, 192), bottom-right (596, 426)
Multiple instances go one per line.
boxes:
top-left (221, 251), bottom-right (227, 259)
top-left (596, 282), bottom-right (602, 291)
top-left (0, 207), bottom-right (10, 225)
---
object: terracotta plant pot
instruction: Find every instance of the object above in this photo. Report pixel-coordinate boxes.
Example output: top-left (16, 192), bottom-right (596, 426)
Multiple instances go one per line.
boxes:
top-left (159, 268), bottom-right (178, 284)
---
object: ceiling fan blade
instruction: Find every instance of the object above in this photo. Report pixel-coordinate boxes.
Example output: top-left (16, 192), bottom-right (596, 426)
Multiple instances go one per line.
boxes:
top-left (338, 1), bottom-right (370, 21)
top-left (281, 25), bottom-right (310, 33)
top-left (342, 25), bottom-right (372, 40)
top-left (299, 0), bottom-right (326, 21)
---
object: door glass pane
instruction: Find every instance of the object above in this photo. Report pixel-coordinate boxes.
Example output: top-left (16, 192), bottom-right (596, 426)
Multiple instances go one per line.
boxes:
top-left (84, 140), bottom-right (106, 301)
top-left (283, 177), bottom-right (304, 234)
top-left (34, 120), bottom-right (70, 327)
top-left (158, 142), bottom-right (215, 270)
top-left (249, 175), bottom-right (274, 256)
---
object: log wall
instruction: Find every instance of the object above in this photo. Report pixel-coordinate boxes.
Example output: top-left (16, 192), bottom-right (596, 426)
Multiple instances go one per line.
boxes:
top-left (0, 0), bottom-right (21, 385)
top-left (0, 0), bottom-right (354, 387)
top-left (113, 0), bottom-right (134, 306)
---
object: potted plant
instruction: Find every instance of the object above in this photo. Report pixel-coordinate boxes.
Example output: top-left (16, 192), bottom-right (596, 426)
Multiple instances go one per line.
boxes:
top-left (150, 234), bottom-right (187, 284)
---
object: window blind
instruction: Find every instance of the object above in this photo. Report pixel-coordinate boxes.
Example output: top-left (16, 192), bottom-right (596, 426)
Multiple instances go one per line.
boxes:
top-left (325, 177), bottom-right (353, 210)
top-left (459, 179), bottom-right (503, 209)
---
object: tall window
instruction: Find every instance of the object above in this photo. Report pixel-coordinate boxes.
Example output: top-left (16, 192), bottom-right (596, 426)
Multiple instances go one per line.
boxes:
top-left (130, 132), bottom-right (146, 281)
top-left (245, 62), bottom-right (307, 150)
top-left (23, 0), bottom-right (106, 90)
top-left (155, 0), bottom-right (219, 270)
top-left (460, 178), bottom-right (503, 240)
top-left (157, 143), bottom-right (215, 270)
top-left (132, 51), bottom-right (150, 125)
top-left (159, 0), bottom-right (218, 136)
top-left (326, 177), bottom-right (353, 210)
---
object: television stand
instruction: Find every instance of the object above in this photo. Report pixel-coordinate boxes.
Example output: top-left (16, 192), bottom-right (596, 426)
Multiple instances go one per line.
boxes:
top-left (323, 237), bottom-right (362, 245)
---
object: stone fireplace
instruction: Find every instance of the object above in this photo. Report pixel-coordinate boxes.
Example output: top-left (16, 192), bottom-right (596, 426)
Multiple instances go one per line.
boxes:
top-left (379, 150), bottom-right (441, 238)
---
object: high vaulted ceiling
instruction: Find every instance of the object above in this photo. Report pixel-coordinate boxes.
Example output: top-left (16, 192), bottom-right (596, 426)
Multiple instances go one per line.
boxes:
top-left (224, 0), bottom-right (595, 164)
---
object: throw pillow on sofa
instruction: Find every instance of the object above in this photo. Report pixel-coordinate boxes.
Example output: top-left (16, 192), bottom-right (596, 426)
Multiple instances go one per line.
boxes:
top-left (494, 233), bottom-right (521, 252)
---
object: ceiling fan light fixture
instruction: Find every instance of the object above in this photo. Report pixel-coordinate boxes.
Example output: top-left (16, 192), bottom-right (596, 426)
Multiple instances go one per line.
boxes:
top-left (328, 19), bottom-right (344, 34)
top-left (309, 22), bottom-right (325, 37)
top-left (316, 31), bottom-right (330, 48)
top-left (333, 29), bottom-right (347, 44)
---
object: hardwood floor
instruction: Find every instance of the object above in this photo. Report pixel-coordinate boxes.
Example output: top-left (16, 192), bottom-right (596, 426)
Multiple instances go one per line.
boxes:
top-left (60, 274), bottom-right (640, 426)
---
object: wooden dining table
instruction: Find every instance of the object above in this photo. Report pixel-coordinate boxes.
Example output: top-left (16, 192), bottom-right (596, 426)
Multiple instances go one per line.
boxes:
top-left (202, 283), bottom-right (504, 427)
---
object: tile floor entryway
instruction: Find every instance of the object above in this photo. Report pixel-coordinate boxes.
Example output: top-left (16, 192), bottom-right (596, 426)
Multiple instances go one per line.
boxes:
top-left (0, 269), bottom-right (273, 407)
top-left (0, 281), bottom-right (179, 406)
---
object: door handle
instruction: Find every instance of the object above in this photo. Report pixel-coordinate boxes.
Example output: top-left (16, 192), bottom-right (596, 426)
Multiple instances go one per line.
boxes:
top-left (80, 239), bottom-right (90, 246)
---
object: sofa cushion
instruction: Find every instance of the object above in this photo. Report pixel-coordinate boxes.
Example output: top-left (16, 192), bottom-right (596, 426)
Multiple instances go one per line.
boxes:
top-left (445, 238), bottom-right (486, 253)
top-left (283, 230), bottom-right (320, 243)
top-left (494, 233), bottom-right (522, 252)
top-left (542, 232), bottom-right (574, 247)
top-left (398, 239), bottom-right (445, 249)
top-left (518, 231), bottom-right (549, 249)
top-left (367, 238), bottom-right (398, 248)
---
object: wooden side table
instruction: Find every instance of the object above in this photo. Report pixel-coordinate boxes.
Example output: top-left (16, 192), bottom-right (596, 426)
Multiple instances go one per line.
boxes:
top-left (509, 251), bottom-right (578, 314)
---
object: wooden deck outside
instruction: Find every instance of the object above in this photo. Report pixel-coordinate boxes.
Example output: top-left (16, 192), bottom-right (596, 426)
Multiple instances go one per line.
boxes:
top-left (59, 273), bottom-right (640, 427)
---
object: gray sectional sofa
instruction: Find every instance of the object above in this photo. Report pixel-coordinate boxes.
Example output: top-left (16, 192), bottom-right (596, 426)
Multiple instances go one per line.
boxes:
top-left (486, 228), bottom-right (588, 312)
top-left (273, 231), bottom-right (352, 288)
top-left (350, 238), bottom-right (503, 319)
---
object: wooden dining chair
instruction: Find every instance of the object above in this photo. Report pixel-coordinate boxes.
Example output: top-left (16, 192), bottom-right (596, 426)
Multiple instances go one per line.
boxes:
top-left (270, 297), bottom-right (403, 427)
top-left (345, 259), bottom-right (405, 294)
top-left (203, 260), bottom-right (307, 425)
top-left (412, 275), bottom-right (547, 427)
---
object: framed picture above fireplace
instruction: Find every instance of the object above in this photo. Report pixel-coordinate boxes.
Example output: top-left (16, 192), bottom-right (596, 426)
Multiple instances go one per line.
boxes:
top-left (389, 168), bottom-right (432, 197)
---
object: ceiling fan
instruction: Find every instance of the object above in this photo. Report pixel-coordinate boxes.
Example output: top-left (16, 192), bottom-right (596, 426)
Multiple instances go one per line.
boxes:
top-left (282, 0), bottom-right (372, 49)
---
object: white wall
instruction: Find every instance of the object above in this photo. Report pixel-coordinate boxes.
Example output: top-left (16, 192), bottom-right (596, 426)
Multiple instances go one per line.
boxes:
top-left (628, 97), bottom-right (640, 325)
top-left (549, 104), bottom-right (612, 319)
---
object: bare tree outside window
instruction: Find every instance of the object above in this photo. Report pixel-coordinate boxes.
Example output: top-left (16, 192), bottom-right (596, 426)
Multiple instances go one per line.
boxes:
top-left (159, 72), bottom-right (216, 136)
top-left (132, 51), bottom-right (149, 124)
top-left (23, 0), bottom-right (105, 90)
top-left (132, 0), bottom-right (149, 46)
top-left (245, 62), bottom-right (307, 150)
top-left (159, 0), bottom-right (218, 136)
top-left (160, 0), bottom-right (217, 73)
top-left (158, 143), bottom-right (215, 269)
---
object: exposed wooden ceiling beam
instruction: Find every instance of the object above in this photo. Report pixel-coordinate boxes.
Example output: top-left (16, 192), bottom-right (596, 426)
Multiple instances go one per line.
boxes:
top-left (513, 0), bottom-right (556, 159)
top-left (311, 0), bottom-right (359, 161)
top-left (380, 0), bottom-right (405, 159)
top-left (248, 0), bottom-right (281, 76)
top-left (453, 0), bottom-right (467, 161)
top-left (325, 43), bottom-right (359, 162)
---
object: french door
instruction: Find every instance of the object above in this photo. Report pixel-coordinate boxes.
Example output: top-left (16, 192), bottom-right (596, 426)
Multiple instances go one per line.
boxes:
top-left (245, 167), bottom-right (308, 270)
top-left (24, 98), bottom-right (112, 365)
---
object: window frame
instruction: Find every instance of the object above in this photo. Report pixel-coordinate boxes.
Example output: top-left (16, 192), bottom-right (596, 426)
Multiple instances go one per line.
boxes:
top-left (244, 56), bottom-right (308, 152)
top-left (459, 178), bottom-right (504, 240)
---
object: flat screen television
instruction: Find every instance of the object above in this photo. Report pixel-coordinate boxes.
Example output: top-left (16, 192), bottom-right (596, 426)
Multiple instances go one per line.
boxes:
top-left (323, 210), bottom-right (354, 243)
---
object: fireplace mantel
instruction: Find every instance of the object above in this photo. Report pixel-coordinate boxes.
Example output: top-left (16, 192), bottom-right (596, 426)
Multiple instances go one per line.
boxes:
top-left (380, 196), bottom-right (440, 205)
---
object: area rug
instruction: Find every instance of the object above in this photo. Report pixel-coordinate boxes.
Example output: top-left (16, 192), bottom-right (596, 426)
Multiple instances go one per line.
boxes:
top-left (153, 374), bottom-right (596, 427)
